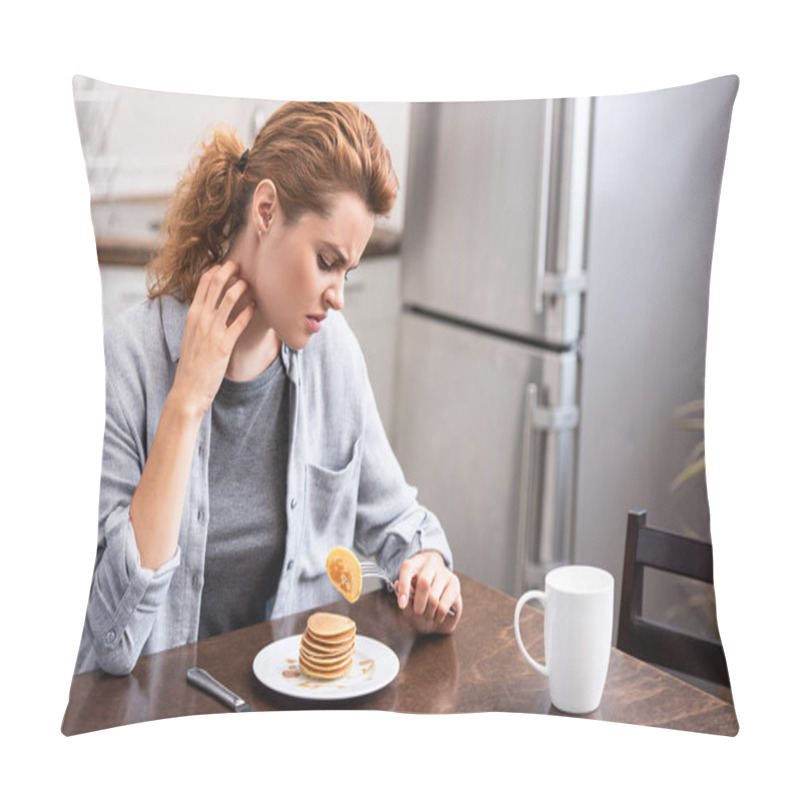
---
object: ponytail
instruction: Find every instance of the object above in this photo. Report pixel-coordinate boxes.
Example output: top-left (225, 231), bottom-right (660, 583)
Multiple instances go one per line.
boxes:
top-left (146, 126), bottom-right (251, 301)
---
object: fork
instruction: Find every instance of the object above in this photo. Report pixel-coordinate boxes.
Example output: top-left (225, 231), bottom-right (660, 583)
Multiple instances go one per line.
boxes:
top-left (359, 559), bottom-right (456, 617)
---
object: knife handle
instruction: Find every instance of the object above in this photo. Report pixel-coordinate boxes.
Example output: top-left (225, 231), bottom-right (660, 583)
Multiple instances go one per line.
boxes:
top-left (187, 667), bottom-right (246, 711)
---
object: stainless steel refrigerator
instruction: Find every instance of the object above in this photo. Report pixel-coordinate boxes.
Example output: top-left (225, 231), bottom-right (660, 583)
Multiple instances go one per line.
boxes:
top-left (391, 77), bottom-right (738, 617)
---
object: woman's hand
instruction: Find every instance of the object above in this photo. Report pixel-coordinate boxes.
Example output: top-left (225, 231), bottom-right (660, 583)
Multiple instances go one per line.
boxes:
top-left (170, 261), bottom-right (254, 419)
top-left (394, 550), bottom-right (462, 634)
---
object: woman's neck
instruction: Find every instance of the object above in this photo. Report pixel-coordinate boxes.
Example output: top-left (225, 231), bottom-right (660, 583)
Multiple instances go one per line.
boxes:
top-left (222, 227), bottom-right (282, 382)
top-left (225, 309), bottom-right (280, 382)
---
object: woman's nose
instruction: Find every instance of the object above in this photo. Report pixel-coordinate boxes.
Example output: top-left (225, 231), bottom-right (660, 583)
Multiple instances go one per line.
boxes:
top-left (325, 276), bottom-right (344, 311)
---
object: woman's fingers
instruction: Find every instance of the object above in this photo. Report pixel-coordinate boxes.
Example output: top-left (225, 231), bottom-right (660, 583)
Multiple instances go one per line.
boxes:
top-left (172, 261), bottom-right (253, 418)
top-left (395, 560), bottom-right (416, 610)
top-left (435, 574), bottom-right (461, 626)
top-left (435, 593), bottom-right (462, 634)
top-left (217, 278), bottom-right (251, 323)
top-left (417, 567), bottom-right (448, 619)
top-left (422, 570), bottom-right (459, 624)
top-left (412, 562), bottom-right (436, 616)
top-left (193, 264), bottom-right (215, 307)
top-left (195, 263), bottom-right (253, 345)
top-left (203, 261), bottom-right (239, 312)
top-left (224, 300), bottom-right (256, 348)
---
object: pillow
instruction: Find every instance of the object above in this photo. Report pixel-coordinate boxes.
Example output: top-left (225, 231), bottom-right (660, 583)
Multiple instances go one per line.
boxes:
top-left (63, 75), bottom-right (738, 736)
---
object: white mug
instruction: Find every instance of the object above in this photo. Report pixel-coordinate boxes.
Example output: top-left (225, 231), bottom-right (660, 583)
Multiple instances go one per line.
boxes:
top-left (514, 565), bottom-right (614, 714)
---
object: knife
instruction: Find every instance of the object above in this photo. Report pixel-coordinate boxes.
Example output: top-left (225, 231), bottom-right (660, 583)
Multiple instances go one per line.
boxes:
top-left (186, 667), bottom-right (256, 712)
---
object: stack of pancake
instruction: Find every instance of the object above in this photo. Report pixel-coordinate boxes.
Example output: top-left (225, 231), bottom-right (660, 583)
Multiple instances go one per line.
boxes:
top-left (298, 612), bottom-right (357, 681)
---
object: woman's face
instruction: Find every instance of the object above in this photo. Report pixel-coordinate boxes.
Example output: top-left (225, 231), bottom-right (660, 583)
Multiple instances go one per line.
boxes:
top-left (247, 190), bottom-right (375, 350)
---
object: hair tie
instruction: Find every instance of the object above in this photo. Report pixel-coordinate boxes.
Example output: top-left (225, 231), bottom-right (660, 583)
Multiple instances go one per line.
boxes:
top-left (235, 148), bottom-right (250, 174)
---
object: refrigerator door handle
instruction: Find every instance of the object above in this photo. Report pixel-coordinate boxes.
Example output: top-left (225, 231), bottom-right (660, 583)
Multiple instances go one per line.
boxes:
top-left (533, 98), bottom-right (555, 316)
top-left (515, 384), bottom-right (539, 594)
top-left (515, 383), bottom-right (581, 594)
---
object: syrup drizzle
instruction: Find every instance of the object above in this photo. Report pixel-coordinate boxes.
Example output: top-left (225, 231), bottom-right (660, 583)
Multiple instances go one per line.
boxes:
top-left (281, 650), bottom-right (376, 688)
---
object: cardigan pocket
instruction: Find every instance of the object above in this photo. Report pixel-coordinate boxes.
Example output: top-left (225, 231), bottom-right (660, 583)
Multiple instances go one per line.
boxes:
top-left (299, 436), bottom-right (363, 578)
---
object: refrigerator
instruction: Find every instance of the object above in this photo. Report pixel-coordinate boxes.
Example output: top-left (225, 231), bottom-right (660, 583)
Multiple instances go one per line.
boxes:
top-left (391, 77), bottom-right (738, 619)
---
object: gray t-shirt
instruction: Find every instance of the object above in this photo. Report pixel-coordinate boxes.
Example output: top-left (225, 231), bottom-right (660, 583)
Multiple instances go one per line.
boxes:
top-left (198, 356), bottom-right (289, 639)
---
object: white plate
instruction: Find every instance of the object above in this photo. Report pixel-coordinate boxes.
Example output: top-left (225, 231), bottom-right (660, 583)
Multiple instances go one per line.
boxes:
top-left (252, 634), bottom-right (399, 700)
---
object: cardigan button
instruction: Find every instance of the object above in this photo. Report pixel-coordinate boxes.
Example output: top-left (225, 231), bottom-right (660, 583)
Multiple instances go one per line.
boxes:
top-left (287, 559), bottom-right (294, 571)
top-left (290, 497), bottom-right (298, 510)
top-left (106, 631), bottom-right (116, 643)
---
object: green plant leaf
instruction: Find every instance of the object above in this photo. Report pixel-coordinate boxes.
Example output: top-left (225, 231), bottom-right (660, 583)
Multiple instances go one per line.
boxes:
top-left (671, 456), bottom-right (706, 492)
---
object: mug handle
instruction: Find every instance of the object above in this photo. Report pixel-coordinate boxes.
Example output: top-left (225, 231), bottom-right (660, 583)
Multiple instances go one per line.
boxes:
top-left (514, 590), bottom-right (548, 676)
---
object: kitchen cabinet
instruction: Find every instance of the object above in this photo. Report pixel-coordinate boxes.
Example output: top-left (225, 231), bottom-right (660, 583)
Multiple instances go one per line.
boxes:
top-left (98, 264), bottom-right (149, 330)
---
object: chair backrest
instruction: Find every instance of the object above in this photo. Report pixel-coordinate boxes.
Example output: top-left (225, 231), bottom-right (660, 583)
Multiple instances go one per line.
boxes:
top-left (617, 510), bottom-right (730, 687)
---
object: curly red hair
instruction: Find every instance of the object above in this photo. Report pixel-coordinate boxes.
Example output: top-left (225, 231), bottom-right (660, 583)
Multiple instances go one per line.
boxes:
top-left (147, 101), bottom-right (398, 301)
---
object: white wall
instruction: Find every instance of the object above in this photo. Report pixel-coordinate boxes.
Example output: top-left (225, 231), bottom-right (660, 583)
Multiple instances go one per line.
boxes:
top-left (75, 76), bottom-right (410, 228)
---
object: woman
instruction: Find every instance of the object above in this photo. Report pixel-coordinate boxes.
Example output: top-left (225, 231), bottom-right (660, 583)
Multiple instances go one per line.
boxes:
top-left (75, 101), bottom-right (462, 676)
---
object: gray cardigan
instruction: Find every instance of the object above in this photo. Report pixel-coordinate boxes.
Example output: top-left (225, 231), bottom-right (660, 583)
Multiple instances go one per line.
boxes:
top-left (75, 295), bottom-right (452, 675)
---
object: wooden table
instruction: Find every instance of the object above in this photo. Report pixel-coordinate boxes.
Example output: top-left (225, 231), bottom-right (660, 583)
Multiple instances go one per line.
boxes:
top-left (61, 573), bottom-right (738, 737)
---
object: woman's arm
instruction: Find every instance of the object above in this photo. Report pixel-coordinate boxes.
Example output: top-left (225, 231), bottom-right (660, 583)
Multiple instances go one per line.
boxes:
top-left (350, 334), bottom-right (462, 633)
top-left (130, 261), bottom-right (253, 570)
top-left (79, 263), bottom-right (253, 674)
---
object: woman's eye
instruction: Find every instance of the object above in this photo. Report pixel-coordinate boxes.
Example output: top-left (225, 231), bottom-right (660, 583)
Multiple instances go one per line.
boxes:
top-left (317, 255), bottom-right (333, 272)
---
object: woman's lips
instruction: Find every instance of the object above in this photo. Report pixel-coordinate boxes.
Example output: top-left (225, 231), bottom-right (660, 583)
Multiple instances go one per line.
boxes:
top-left (307, 314), bottom-right (326, 333)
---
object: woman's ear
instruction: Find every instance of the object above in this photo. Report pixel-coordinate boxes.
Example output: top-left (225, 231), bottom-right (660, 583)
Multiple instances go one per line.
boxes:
top-left (252, 179), bottom-right (279, 233)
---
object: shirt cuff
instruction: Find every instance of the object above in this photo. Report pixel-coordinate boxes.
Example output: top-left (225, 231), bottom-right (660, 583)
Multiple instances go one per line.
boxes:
top-left (123, 512), bottom-right (181, 579)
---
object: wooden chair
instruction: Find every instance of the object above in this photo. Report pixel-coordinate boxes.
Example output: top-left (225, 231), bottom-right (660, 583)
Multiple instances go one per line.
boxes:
top-left (617, 510), bottom-right (731, 689)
